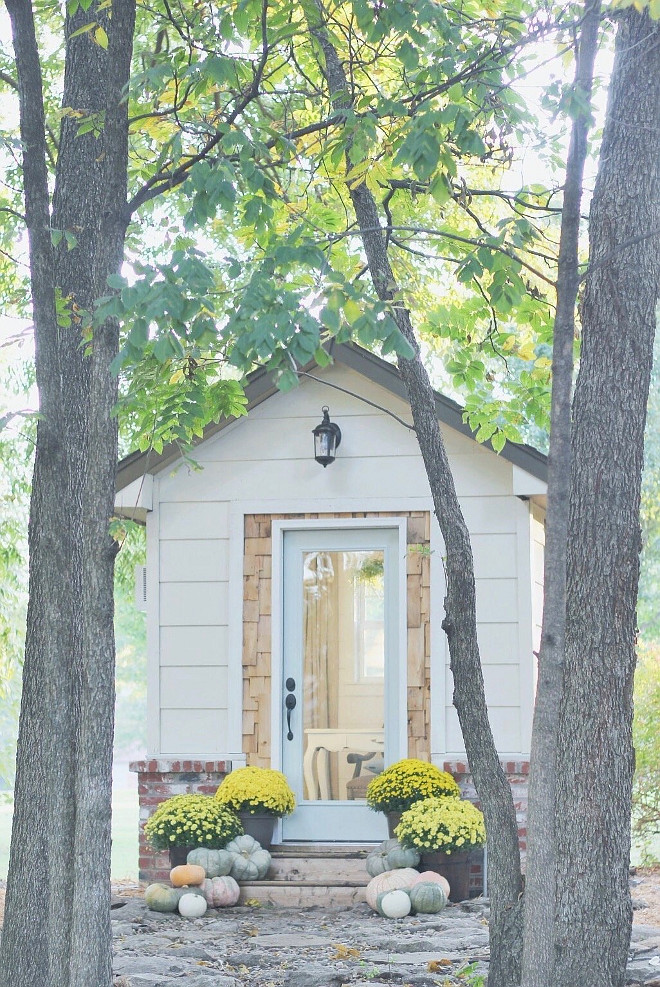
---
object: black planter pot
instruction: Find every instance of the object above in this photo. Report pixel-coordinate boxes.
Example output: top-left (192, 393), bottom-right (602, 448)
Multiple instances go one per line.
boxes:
top-left (168, 845), bottom-right (196, 868)
top-left (239, 812), bottom-right (276, 849)
top-left (419, 849), bottom-right (482, 902)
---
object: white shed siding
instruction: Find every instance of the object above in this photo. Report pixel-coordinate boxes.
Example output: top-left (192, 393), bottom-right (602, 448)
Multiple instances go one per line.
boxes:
top-left (530, 501), bottom-right (546, 698)
top-left (438, 492), bottom-right (533, 757)
top-left (149, 363), bottom-right (535, 760)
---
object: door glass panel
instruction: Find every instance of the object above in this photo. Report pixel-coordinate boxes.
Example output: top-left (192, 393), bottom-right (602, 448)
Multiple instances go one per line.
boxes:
top-left (301, 549), bottom-right (385, 801)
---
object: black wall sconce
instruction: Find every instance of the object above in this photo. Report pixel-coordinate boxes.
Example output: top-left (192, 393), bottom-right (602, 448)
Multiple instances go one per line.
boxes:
top-left (312, 406), bottom-right (342, 467)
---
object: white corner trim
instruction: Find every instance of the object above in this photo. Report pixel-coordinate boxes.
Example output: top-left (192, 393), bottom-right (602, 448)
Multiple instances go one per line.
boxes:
top-left (512, 465), bottom-right (547, 497)
top-left (115, 473), bottom-right (153, 518)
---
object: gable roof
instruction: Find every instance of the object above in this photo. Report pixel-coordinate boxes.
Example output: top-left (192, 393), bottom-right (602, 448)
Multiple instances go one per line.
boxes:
top-left (116, 341), bottom-right (547, 491)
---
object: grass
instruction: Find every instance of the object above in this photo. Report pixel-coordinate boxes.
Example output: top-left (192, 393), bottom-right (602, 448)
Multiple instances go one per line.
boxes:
top-left (0, 783), bottom-right (139, 881)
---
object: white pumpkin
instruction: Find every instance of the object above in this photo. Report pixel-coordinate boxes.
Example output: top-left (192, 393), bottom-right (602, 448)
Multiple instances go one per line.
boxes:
top-left (365, 867), bottom-right (419, 910)
top-left (178, 892), bottom-right (208, 918)
top-left (378, 889), bottom-right (412, 919)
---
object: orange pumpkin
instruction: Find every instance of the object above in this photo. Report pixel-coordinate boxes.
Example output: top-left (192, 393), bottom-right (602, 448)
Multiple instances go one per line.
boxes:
top-left (170, 864), bottom-right (205, 887)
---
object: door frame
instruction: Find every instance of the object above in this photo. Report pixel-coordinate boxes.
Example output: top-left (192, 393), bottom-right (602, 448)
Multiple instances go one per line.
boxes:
top-left (270, 517), bottom-right (409, 841)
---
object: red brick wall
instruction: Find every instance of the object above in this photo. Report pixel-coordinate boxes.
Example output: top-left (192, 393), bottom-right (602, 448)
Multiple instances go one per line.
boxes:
top-left (130, 759), bottom-right (232, 882)
top-left (443, 758), bottom-right (530, 894)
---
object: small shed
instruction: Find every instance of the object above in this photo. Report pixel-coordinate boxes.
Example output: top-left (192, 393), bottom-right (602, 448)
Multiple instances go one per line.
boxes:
top-left (116, 343), bottom-right (546, 880)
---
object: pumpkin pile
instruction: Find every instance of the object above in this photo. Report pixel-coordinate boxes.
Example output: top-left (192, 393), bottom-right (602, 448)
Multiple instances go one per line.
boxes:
top-left (144, 835), bottom-right (272, 917)
top-left (364, 839), bottom-right (450, 918)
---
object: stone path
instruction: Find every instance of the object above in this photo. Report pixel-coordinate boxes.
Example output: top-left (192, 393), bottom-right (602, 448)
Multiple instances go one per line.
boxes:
top-left (111, 894), bottom-right (660, 987)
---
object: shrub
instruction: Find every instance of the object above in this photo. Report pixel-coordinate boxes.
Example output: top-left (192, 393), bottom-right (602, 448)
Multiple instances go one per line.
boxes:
top-left (633, 643), bottom-right (660, 861)
top-left (366, 758), bottom-right (460, 814)
top-left (215, 766), bottom-right (296, 817)
top-left (144, 794), bottom-right (243, 850)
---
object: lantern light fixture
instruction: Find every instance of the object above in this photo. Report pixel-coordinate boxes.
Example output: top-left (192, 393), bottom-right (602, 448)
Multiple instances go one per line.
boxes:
top-left (312, 406), bottom-right (342, 467)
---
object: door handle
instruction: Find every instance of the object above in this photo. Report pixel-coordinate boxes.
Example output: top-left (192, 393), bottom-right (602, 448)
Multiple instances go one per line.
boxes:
top-left (285, 693), bottom-right (296, 741)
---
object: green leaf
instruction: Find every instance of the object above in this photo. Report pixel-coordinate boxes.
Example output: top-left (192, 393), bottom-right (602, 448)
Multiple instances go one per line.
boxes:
top-left (69, 21), bottom-right (96, 39)
top-left (94, 24), bottom-right (108, 49)
top-left (491, 431), bottom-right (506, 453)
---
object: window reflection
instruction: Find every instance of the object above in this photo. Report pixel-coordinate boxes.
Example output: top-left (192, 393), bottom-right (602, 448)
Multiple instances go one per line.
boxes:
top-left (301, 549), bottom-right (385, 801)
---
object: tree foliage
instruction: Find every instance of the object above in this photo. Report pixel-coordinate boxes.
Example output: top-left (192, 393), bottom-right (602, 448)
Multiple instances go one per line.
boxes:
top-left (0, 0), bottom-right (574, 455)
top-left (0, 358), bottom-right (33, 791)
top-left (632, 643), bottom-right (660, 860)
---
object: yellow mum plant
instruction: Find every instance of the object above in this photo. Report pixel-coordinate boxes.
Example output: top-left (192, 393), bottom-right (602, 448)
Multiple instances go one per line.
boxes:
top-left (395, 796), bottom-right (486, 854)
top-left (215, 766), bottom-right (296, 817)
top-left (366, 758), bottom-right (460, 814)
top-left (144, 794), bottom-right (243, 850)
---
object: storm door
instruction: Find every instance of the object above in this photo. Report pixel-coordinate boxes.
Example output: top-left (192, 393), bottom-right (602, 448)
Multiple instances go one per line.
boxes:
top-left (280, 526), bottom-right (402, 841)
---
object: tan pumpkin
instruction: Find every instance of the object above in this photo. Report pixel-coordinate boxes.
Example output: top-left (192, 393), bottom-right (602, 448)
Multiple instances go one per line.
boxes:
top-left (410, 870), bottom-right (450, 899)
top-left (201, 875), bottom-right (241, 908)
top-left (365, 867), bottom-right (419, 911)
top-left (170, 863), bottom-right (206, 887)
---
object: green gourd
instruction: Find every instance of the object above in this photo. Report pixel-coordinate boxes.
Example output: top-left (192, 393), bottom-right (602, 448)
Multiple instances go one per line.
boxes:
top-left (187, 847), bottom-right (234, 878)
top-left (411, 869), bottom-right (451, 899)
top-left (144, 883), bottom-right (182, 913)
top-left (366, 838), bottom-right (420, 876)
top-left (226, 834), bottom-right (271, 881)
top-left (409, 881), bottom-right (447, 914)
top-left (376, 888), bottom-right (412, 918)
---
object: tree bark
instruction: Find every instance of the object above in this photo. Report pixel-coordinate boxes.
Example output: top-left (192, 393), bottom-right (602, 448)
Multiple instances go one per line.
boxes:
top-left (521, 2), bottom-right (600, 983)
top-left (0, 2), bottom-right (136, 985)
top-left (553, 11), bottom-right (660, 986)
top-left (308, 6), bottom-right (523, 984)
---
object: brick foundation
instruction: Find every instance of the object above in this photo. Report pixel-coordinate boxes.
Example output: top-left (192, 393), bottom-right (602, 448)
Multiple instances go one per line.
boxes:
top-left (443, 758), bottom-right (530, 894)
top-left (132, 757), bottom-right (529, 890)
top-left (130, 759), bottom-right (232, 882)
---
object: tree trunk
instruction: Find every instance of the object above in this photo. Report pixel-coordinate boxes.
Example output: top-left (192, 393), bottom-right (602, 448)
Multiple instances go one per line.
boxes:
top-left (553, 11), bottom-right (660, 986)
top-left (521, 2), bottom-right (600, 983)
top-left (0, 3), bottom-right (136, 985)
top-left (308, 6), bottom-right (524, 983)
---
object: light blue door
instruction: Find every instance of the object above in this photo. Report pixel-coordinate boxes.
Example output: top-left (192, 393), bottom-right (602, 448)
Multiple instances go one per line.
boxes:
top-left (281, 527), bottom-right (402, 842)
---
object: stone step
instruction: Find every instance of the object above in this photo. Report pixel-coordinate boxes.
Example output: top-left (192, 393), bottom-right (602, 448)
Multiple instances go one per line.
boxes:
top-left (268, 843), bottom-right (373, 883)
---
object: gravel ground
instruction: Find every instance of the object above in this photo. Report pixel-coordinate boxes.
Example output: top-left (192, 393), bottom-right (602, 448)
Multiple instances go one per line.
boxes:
top-left (0, 869), bottom-right (659, 987)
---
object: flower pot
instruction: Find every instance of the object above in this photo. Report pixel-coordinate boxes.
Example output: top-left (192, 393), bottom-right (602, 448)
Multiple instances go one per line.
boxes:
top-left (419, 849), bottom-right (481, 903)
top-left (168, 845), bottom-right (196, 868)
top-left (239, 812), bottom-right (276, 849)
top-left (386, 812), bottom-right (402, 838)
